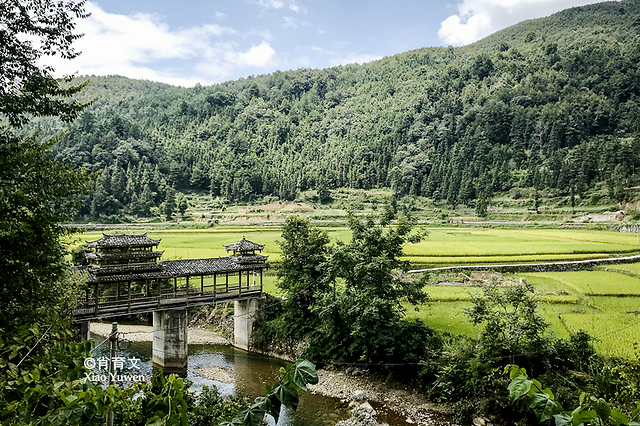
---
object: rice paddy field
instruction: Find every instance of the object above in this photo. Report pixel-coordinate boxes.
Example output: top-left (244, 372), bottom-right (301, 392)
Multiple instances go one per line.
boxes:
top-left (407, 268), bottom-right (640, 358)
top-left (76, 226), bottom-right (640, 266)
top-left (74, 225), bottom-right (640, 358)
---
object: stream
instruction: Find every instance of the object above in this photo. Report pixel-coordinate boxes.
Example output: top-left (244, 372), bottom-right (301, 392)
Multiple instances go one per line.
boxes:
top-left (89, 333), bottom-right (413, 426)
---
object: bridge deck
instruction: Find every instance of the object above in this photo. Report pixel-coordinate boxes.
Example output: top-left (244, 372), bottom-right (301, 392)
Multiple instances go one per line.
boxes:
top-left (73, 271), bottom-right (264, 321)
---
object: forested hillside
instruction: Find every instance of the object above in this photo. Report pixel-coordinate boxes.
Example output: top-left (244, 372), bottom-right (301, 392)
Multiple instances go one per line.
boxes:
top-left (46, 0), bottom-right (640, 219)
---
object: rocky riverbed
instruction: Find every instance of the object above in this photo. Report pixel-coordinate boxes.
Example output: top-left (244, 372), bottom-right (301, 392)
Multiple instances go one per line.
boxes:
top-left (308, 370), bottom-right (456, 426)
top-left (194, 365), bottom-right (235, 383)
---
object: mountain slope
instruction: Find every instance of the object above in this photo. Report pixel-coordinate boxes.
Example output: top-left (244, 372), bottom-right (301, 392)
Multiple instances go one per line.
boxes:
top-left (47, 0), bottom-right (640, 218)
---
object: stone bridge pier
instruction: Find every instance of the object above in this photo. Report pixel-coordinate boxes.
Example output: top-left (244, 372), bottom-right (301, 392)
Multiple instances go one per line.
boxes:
top-left (150, 297), bottom-right (264, 372)
top-left (234, 297), bottom-right (265, 351)
top-left (77, 300), bottom-right (264, 371)
top-left (152, 308), bottom-right (188, 371)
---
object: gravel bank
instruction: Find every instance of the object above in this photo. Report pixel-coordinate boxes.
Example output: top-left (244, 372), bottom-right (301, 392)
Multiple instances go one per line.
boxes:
top-left (194, 365), bottom-right (234, 383)
top-left (308, 370), bottom-right (456, 426)
top-left (90, 322), bottom-right (229, 345)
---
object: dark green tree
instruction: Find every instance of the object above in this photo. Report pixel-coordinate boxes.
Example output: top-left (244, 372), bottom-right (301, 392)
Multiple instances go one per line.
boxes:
top-left (316, 179), bottom-right (331, 204)
top-left (162, 187), bottom-right (177, 220)
top-left (466, 281), bottom-right (550, 359)
top-left (276, 216), bottom-right (332, 337)
top-left (0, 0), bottom-right (90, 329)
top-left (314, 210), bottom-right (429, 362)
top-left (176, 191), bottom-right (188, 216)
top-left (0, 0), bottom-right (89, 126)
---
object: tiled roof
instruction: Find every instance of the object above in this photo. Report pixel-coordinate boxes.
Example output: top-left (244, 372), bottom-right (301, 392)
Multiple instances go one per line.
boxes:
top-left (86, 255), bottom-right (269, 283)
top-left (224, 236), bottom-right (265, 252)
top-left (86, 251), bottom-right (164, 261)
top-left (89, 263), bottom-right (164, 276)
top-left (87, 232), bottom-right (161, 248)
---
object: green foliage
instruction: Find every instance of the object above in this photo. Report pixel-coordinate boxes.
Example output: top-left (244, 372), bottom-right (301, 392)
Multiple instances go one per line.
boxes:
top-left (70, 243), bottom-right (90, 266)
top-left (1, 0), bottom-right (91, 329)
top-left (0, 0), bottom-right (89, 126)
top-left (0, 319), bottom-right (130, 426)
top-left (466, 282), bottom-right (550, 356)
top-left (219, 360), bottom-right (318, 426)
top-left (507, 365), bottom-right (640, 425)
top-left (139, 373), bottom-right (190, 426)
top-left (0, 318), bottom-right (217, 426)
top-left (304, 210), bottom-right (432, 364)
top-left (1, 122), bottom-right (91, 331)
top-left (188, 386), bottom-right (244, 426)
top-left (275, 216), bottom-right (332, 338)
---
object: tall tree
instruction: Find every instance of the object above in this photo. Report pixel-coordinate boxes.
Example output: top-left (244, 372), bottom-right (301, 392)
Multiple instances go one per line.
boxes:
top-left (0, 0), bottom-right (89, 328)
top-left (277, 216), bottom-right (332, 337)
top-left (314, 209), bottom-right (428, 362)
top-left (0, 0), bottom-right (89, 126)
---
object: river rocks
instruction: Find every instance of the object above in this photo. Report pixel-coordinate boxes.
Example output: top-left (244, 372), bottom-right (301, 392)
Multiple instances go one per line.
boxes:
top-left (353, 390), bottom-right (368, 402)
top-left (336, 404), bottom-right (388, 426)
top-left (194, 365), bottom-right (234, 383)
top-left (308, 370), bottom-right (455, 426)
top-left (90, 322), bottom-right (229, 345)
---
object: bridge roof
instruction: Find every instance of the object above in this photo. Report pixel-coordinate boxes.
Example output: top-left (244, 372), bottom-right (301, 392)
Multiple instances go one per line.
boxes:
top-left (163, 255), bottom-right (268, 275)
top-left (87, 232), bottom-right (161, 248)
top-left (86, 250), bottom-right (164, 261)
top-left (224, 236), bottom-right (264, 252)
top-left (85, 254), bottom-right (269, 283)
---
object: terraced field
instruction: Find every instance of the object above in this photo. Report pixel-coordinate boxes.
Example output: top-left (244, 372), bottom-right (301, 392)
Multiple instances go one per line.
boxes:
top-left (76, 226), bottom-right (640, 265)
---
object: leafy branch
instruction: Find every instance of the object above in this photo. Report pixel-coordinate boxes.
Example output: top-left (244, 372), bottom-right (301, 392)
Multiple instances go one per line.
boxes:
top-left (220, 360), bottom-right (319, 426)
top-left (506, 365), bottom-right (640, 425)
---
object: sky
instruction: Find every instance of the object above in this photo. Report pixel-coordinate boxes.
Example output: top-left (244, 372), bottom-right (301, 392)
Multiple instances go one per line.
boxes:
top-left (46, 0), bottom-right (614, 87)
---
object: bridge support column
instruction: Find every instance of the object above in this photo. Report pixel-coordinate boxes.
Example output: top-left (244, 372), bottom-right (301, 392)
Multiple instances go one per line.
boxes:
top-left (75, 320), bottom-right (90, 342)
top-left (153, 309), bottom-right (188, 371)
top-left (234, 297), bottom-right (264, 351)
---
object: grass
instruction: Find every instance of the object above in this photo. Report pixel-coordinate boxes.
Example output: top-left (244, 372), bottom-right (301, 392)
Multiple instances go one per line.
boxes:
top-left (522, 271), bottom-right (640, 296)
top-left (406, 228), bottom-right (640, 258)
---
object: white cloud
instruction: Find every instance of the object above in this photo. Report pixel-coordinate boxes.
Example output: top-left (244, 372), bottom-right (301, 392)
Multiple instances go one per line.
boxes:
top-left (44, 1), bottom-right (277, 86)
top-left (438, 0), bottom-right (614, 46)
top-left (238, 41), bottom-right (276, 66)
top-left (249, 0), bottom-right (301, 12)
top-left (283, 16), bottom-right (298, 28)
top-left (330, 53), bottom-right (383, 66)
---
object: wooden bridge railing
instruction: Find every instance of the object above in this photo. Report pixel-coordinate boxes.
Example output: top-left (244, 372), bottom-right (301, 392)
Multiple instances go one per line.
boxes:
top-left (73, 270), bottom-right (264, 321)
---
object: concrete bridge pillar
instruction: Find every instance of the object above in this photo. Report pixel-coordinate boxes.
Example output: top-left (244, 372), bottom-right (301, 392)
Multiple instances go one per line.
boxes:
top-left (75, 320), bottom-right (91, 342)
top-left (234, 297), bottom-right (264, 351)
top-left (153, 309), bottom-right (188, 371)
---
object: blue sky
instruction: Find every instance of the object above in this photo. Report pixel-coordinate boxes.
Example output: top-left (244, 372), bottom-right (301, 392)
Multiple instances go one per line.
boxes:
top-left (47, 0), bottom-right (613, 87)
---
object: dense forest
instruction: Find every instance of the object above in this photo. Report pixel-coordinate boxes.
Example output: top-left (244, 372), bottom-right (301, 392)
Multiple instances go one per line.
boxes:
top-left (41, 0), bottom-right (640, 219)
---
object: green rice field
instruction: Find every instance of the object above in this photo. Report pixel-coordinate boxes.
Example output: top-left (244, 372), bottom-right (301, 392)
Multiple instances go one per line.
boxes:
top-left (407, 268), bottom-right (640, 358)
top-left (73, 226), bottom-right (640, 358)
top-left (75, 226), bottom-right (640, 266)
